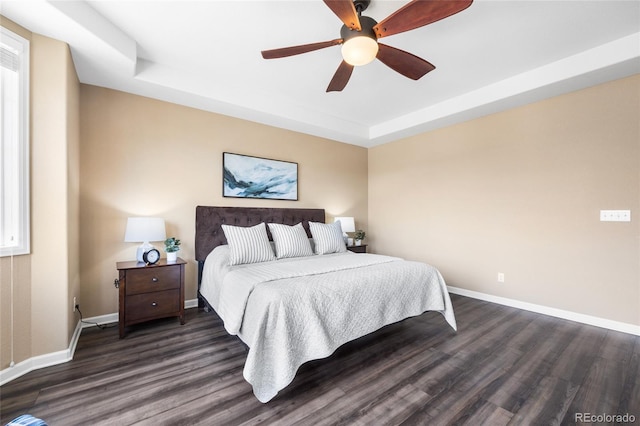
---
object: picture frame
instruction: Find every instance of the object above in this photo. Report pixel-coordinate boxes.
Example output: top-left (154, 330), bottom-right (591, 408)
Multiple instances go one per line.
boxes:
top-left (223, 152), bottom-right (298, 200)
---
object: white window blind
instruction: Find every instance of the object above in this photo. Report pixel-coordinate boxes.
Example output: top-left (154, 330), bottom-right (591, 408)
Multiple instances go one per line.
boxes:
top-left (0, 27), bottom-right (29, 257)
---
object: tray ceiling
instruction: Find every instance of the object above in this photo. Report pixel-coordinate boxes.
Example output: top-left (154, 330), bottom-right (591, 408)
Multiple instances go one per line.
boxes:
top-left (2, 0), bottom-right (638, 147)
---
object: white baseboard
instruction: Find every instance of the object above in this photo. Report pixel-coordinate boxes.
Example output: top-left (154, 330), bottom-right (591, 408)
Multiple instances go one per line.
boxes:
top-left (0, 318), bottom-right (83, 386)
top-left (448, 286), bottom-right (640, 336)
top-left (0, 299), bottom-right (200, 386)
top-left (80, 312), bottom-right (118, 328)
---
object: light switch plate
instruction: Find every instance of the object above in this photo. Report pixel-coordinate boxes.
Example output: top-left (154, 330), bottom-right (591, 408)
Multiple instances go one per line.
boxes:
top-left (600, 210), bottom-right (631, 222)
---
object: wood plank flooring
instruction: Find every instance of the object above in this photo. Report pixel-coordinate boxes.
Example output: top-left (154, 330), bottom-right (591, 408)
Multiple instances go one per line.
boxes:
top-left (1, 295), bottom-right (638, 425)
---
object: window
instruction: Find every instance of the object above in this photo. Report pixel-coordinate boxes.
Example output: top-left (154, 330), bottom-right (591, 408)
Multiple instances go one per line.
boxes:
top-left (1, 27), bottom-right (29, 256)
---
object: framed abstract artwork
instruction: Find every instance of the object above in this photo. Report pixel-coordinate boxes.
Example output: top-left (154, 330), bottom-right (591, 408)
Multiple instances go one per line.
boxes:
top-left (223, 152), bottom-right (298, 200)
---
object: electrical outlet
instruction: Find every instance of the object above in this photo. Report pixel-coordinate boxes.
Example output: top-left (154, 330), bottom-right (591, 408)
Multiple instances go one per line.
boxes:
top-left (497, 273), bottom-right (505, 283)
top-left (73, 297), bottom-right (77, 312)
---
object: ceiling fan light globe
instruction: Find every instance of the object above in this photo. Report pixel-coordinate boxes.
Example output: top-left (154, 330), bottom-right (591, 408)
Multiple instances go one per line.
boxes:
top-left (341, 36), bottom-right (378, 66)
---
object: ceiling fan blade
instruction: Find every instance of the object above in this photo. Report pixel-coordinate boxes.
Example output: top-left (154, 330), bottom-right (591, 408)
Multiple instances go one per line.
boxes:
top-left (323, 0), bottom-right (361, 31)
top-left (374, 0), bottom-right (473, 39)
top-left (376, 43), bottom-right (435, 80)
top-left (262, 39), bottom-right (342, 59)
top-left (326, 60), bottom-right (354, 92)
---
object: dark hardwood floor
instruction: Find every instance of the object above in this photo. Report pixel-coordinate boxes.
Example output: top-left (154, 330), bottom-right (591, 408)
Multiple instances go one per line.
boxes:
top-left (1, 294), bottom-right (638, 425)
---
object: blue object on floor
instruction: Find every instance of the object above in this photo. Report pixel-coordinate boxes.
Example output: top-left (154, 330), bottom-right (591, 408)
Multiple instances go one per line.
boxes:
top-left (5, 415), bottom-right (48, 426)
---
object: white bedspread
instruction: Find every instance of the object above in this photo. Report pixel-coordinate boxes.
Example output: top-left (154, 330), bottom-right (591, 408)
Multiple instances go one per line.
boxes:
top-left (200, 246), bottom-right (457, 403)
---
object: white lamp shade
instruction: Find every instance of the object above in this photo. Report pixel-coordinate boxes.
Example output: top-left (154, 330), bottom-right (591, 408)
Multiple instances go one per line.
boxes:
top-left (334, 217), bottom-right (356, 233)
top-left (124, 217), bottom-right (166, 243)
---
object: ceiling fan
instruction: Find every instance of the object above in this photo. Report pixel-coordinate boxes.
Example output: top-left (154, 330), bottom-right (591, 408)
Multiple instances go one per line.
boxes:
top-left (261, 0), bottom-right (473, 92)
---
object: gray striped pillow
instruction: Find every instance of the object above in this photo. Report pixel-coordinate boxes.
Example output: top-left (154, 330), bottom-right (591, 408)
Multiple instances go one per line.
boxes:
top-left (221, 223), bottom-right (276, 266)
top-left (309, 221), bottom-right (347, 255)
top-left (268, 222), bottom-right (314, 259)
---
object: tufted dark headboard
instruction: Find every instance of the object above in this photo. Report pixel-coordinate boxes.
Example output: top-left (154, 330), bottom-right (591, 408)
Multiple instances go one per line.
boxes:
top-left (195, 206), bottom-right (326, 262)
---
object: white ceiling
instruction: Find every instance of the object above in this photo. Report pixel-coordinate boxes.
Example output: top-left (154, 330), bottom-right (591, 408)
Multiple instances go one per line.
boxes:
top-left (2, 0), bottom-right (639, 147)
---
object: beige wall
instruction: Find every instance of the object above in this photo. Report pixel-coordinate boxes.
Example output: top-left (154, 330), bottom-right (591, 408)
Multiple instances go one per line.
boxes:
top-left (79, 86), bottom-right (368, 317)
top-left (369, 74), bottom-right (640, 326)
top-left (0, 17), bottom-right (81, 369)
top-left (65, 37), bottom-right (81, 343)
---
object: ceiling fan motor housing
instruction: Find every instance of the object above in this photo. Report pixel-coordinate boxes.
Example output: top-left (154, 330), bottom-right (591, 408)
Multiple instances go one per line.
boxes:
top-left (340, 15), bottom-right (378, 42)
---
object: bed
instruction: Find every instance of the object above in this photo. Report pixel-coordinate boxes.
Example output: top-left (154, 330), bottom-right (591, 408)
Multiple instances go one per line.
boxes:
top-left (195, 206), bottom-right (457, 403)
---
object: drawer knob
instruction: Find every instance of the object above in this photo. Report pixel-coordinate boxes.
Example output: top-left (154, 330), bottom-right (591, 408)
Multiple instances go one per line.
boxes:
top-left (151, 302), bottom-right (158, 307)
top-left (151, 277), bottom-right (159, 282)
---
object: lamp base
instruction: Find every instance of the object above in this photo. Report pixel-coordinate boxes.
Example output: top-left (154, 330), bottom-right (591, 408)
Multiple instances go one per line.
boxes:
top-left (136, 242), bottom-right (155, 263)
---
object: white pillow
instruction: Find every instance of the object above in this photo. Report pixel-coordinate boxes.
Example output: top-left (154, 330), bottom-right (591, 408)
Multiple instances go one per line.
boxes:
top-left (268, 222), bottom-right (314, 259)
top-left (221, 223), bottom-right (276, 266)
top-left (309, 221), bottom-right (347, 255)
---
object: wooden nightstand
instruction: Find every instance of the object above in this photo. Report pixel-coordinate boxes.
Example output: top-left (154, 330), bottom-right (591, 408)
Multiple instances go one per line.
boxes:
top-left (116, 258), bottom-right (186, 338)
top-left (347, 244), bottom-right (367, 253)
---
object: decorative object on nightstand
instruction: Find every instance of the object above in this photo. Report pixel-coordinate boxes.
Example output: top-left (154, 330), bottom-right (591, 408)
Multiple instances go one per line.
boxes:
top-left (164, 237), bottom-right (181, 262)
top-left (124, 217), bottom-right (166, 263)
top-left (354, 229), bottom-right (366, 246)
top-left (116, 257), bottom-right (186, 338)
top-left (142, 248), bottom-right (160, 265)
top-left (334, 216), bottom-right (355, 246)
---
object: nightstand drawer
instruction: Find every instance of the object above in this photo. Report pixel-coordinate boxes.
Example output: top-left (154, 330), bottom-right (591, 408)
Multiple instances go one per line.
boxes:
top-left (347, 244), bottom-right (367, 253)
top-left (125, 289), bottom-right (180, 322)
top-left (126, 266), bottom-right (180, 295)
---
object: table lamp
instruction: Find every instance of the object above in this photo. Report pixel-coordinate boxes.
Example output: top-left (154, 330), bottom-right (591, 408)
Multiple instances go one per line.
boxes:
top-left (124, 217), bottom-right (166, 262)
top-left (334, 216), bottom-right (355, 246)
